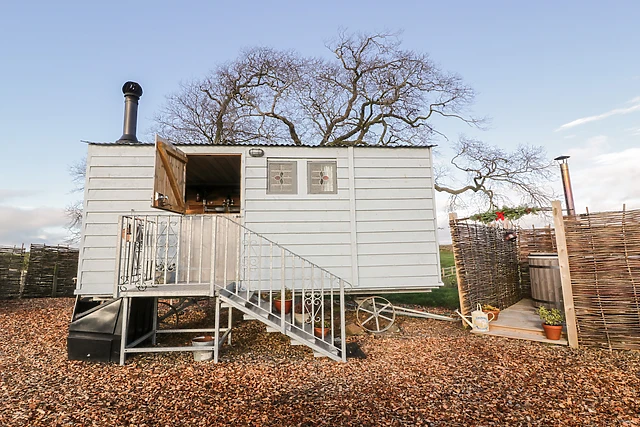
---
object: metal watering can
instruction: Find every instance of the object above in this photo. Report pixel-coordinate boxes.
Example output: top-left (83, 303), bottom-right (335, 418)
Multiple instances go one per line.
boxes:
top-left (455, 304), bottom-right (496, 332)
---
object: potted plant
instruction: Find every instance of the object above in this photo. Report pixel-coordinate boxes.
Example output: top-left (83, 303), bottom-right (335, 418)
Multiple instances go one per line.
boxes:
top-left (314, 320), bottom-right (331, 338)
top-left (482, 304), bottom-right (500, 321)
top-left (537, 306), bottom-right (564, 340)
top-left (273, 289), bottom-right (293, 314)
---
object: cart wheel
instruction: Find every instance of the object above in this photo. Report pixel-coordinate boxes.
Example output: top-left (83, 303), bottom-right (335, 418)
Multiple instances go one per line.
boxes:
top-left (157, 300), bottom-right (179, 329)
top-left (356, 296), bottom-right (396, 333)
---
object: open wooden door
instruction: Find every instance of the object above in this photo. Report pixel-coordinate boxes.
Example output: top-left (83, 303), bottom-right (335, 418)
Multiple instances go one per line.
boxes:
top-left (152, 135), bottom-right (188, 214)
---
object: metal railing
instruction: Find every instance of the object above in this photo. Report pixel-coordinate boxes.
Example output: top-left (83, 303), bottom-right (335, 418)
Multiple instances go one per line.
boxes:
top-left (115, 214), bottom-right (349, 361)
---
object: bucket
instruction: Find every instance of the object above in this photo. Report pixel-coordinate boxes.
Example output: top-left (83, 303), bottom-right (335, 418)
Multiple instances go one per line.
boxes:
top-left (191, 335), bottom-right (214, 361)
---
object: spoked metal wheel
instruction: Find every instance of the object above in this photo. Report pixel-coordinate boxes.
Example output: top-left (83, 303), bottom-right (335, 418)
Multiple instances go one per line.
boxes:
top-left (157, 300), bottom-right (179, 329)
top-left (356, 296), bottom-right (396, 333)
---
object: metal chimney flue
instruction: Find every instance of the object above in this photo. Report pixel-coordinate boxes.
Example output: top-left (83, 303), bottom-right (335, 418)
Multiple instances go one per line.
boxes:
top-left (117, 81), bottom-right (143, 143)
top-left (554, 155), bottom-right (576, 216)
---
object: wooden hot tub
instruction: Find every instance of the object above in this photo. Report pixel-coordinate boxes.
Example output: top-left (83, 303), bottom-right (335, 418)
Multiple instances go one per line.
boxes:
top-left (529, 253), bottom-right (564, 310)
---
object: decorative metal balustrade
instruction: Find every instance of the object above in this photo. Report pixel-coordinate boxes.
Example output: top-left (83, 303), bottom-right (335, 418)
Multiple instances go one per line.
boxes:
top-left (115, 214), bottom-right (349, 361)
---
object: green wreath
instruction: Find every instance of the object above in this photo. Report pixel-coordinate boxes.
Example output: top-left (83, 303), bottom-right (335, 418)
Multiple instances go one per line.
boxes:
top-left (470, 206), bottom-right (540, 224)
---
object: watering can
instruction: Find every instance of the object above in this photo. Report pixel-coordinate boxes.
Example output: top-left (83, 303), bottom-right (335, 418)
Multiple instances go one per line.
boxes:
top-left (455, 304), bottom-right (495, 332)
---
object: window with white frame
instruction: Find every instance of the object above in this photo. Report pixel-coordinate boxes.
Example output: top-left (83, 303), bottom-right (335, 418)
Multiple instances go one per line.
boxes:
top-left (267, 161), bottom-right (297, 194)
top-left (308, 161), bottom-right (337, 194)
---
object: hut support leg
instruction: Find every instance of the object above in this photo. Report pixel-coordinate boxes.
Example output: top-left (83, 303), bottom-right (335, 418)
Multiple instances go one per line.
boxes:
top-left (213, 296), bottom-right (221, 363)
top-left (227, 305), bottom-right (233, 345)
top-left (119, 297), bottom-right (130, 366)
top-left (151, 297), bottom-right (158, 345)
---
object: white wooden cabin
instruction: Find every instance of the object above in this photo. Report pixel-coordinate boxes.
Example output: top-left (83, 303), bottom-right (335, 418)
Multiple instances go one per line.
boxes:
top-left (76, 138), bottom-right (443, 298)
top-left (68, 82), bottom-right (444, 364)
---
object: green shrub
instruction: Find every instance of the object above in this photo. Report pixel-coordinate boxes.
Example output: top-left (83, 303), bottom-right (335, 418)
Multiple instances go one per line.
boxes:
top-left (537, 306), bottom-right (564, 326)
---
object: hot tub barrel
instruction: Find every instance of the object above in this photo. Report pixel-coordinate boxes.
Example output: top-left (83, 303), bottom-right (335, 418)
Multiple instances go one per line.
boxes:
top-left (528, 253), bottom-right (563, 310)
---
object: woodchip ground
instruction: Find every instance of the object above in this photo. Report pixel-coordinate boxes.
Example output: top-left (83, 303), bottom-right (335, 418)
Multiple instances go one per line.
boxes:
top-left (1, 298), bottom-right (639, 426)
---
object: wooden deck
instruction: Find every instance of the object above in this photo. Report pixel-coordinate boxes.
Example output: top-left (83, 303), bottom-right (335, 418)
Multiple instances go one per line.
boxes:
top-left (472, 298), bottom-right (568, 346)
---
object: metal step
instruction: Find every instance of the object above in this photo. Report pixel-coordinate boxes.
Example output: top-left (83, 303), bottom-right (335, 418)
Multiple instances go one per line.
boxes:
top-left (219, 288), bottom-right (341, 360)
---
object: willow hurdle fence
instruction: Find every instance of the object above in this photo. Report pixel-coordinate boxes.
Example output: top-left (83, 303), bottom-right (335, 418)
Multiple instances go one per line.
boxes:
top-left (1, 244), bottom-right (79, 299)
top-left (449, 214), bottom-right (521, 315)
top-left (562, 207), bottom-right (640, 351)
top-left (0, 245), bottom-right (27, 299)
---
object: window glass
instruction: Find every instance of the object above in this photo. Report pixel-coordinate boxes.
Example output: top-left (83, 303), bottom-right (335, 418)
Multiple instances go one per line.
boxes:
top-left (267, 161), bottom-right (297, 194)
top-left (308, 161), bottom-right (337, 194)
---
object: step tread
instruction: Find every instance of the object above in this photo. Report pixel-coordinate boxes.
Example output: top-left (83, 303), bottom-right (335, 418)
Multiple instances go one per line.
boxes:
top-left (219, 289), bottom-right (341, 360)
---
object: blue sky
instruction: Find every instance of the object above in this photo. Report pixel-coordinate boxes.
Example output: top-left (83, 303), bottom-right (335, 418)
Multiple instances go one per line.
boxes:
top-left (1, 1), bottom-right (639, 245)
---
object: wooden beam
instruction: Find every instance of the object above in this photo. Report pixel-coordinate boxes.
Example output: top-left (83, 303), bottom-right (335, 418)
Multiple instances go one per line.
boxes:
top-left (156, 135), bottom-right (188, 162)
top-left (449, 212), bottom-right (470, 318)
top-left (552, 200), bottom-right (579, 348)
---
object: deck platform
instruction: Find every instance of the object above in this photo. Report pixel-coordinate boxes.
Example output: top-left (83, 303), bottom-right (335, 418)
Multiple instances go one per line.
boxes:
top-left (472, 298), bottom-right (568, 346)
top-left (118, 283), bottom-right (215, 298)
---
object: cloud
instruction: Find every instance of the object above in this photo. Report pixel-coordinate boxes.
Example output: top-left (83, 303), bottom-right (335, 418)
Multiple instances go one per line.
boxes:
top-left (566, 140), bottom-right (640, 212)
top-left (566, 135), bottom-right (610, 159)
top-left (556, 98), bottom-right (640, 131)
top-left (0, 189), bottom-right (42, 202)
top-left (0, 206), bottom-right (70, 246)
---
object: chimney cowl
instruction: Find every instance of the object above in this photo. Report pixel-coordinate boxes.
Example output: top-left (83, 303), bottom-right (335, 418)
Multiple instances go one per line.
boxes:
top-left (117, 81), bottom-right (143, 144)
top-left (122, 81), bottom-right (143, 98)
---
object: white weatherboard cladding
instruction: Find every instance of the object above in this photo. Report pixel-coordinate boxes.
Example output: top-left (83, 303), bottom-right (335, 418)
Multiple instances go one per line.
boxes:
top-left (78, 145), bottom-right (157, 295)
top-left (352, 148), bottom-right (440, 291)
top-left (242, 147), bottom-right (353, 282)
top-left (77, 144), bottom-right (441, 296)
top-left (241, 146), bottom-right (441, 292)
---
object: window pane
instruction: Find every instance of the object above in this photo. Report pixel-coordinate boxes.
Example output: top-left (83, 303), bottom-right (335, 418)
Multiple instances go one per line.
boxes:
top-left (308, 161), bottom-right (337, 194)
top-left (267, 161), bottom-right (297, 194)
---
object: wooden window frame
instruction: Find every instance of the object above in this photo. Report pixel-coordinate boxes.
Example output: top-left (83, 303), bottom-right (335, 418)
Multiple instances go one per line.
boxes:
top-left (267, 160), bottom-right (298, 194)
top-left (307, 161), bottom-right (338, 194)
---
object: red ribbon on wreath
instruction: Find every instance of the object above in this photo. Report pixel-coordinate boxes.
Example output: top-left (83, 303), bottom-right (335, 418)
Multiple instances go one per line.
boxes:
top-left (496, 211), bottom-right (505, 221)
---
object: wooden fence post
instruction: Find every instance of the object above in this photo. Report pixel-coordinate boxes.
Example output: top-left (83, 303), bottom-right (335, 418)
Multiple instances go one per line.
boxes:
top-left (449, 213), bottom-right (470, 317)
top-left (51, 262), bottom-right (59, 298)
top-left (552, 200), bottom-right (579, 348)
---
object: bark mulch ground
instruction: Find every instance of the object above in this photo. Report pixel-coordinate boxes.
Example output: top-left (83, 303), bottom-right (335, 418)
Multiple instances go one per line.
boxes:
top-left (1, 298), bottom-right (639, 426)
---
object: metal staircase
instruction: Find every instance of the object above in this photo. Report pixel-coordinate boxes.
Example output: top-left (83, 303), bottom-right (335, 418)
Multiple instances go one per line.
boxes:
top-left (114, 214), bottom-right (349, 362)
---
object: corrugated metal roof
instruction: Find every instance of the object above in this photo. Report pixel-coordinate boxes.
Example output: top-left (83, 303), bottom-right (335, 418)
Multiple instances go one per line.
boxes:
top-left (81, 140), bottom-right (437, 149)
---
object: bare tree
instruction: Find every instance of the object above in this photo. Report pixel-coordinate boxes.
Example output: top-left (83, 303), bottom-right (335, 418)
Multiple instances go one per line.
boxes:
top-left (65, 157), bottom-right (86, 245)
top-left (155, 30), bottom-right (553, 208)
top-left (435, 137), bottom-right (555, 209)
top-left (155, 32), bottom-right (481, 146)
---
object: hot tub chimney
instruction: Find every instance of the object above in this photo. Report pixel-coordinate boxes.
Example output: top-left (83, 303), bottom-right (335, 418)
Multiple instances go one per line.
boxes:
top-left (117, 81), bottom-right (143, 143)
top-left (554, 155), bottom-right (576, 216)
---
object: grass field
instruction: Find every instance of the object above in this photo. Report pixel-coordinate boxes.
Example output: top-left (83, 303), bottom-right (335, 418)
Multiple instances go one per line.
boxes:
top-left (385, 247), bottom-right (459, 309)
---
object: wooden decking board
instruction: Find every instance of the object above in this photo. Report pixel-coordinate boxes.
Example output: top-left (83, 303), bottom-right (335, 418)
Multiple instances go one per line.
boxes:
top-left (473, 298), bottom-right (568, 346)
top-left (472, 328), bottom-right (568, 345)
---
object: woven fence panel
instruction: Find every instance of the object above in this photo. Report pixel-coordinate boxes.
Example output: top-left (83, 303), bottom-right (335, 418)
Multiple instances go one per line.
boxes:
top-left (23, 244), bottom-right (79, 298)
top-left (517, 227), bottom-right (557, 297)
top-left (564, 209), bottom-right (640, 351)
top-left (450, 219), bottom-right (521, 315)
top-left (0, 246), bottom-right (26, 299)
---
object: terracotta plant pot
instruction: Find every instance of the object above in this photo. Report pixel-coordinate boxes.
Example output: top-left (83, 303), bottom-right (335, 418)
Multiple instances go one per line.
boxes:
top-left (483, 309), bottom-right (500, 321)
top-left (314, 326), bottom-right (329, 338)
top-left (274, 299), bottom-right (292, 314)
top-left (542, 323), bottom-right (563, 340)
